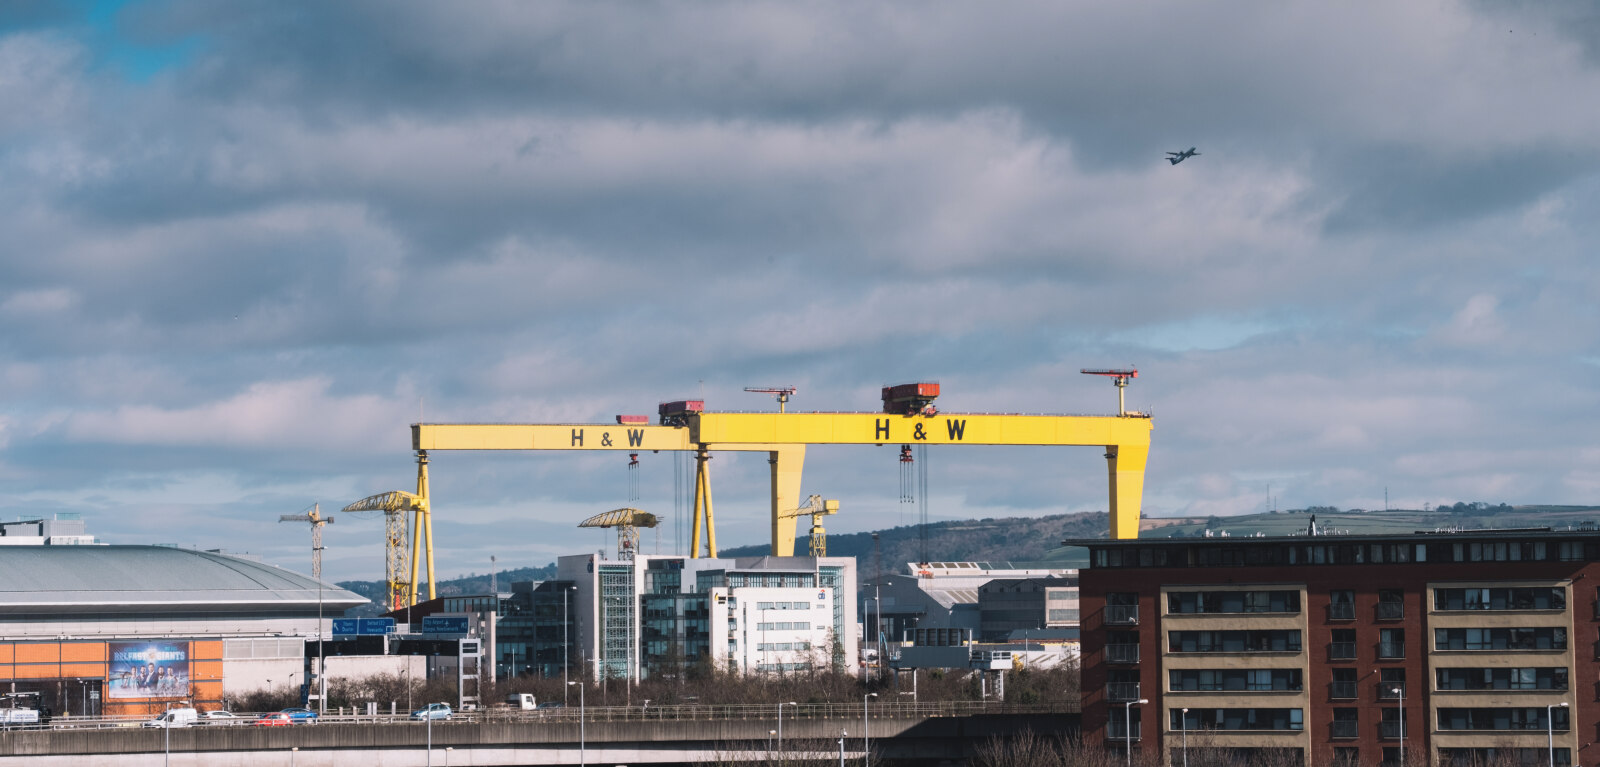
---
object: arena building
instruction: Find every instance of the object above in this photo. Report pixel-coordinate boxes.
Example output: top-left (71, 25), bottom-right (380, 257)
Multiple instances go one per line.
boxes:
top-left (0, 544), bottom-right (366, 717)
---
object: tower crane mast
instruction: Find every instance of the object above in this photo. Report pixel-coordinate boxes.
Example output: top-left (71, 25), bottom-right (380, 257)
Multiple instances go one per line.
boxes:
top-left (1081, 368), bottom-right (1139, 416)
top-left (279, 503), bottom-right (333, 581)
top-left (778, 495), bottom-right (839, 557)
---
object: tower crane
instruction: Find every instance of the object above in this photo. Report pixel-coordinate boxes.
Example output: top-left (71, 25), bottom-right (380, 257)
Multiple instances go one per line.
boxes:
top-left (1081, 368), bottom-right (1139, 416)
top-left (341, 489), bottom-right (427, 611)
top-left (778, 495), bottom-right (839, 556)
top-left (577, 507), bottom-right (660, 561)
top-left (743, 386), bottom-right (797, 413)
top-left (279, 503), bottom-right (333, 580)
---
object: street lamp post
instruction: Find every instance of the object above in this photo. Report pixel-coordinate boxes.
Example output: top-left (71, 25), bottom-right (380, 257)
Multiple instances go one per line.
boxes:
top-left (1392, 685), bottom-right (1405, 767)
top-left (568, 680), bottom-right (586, 767)
top-left (863, 692), bottom-right (878, 766)
top-left (564, 586), bottom-right (574, 706)
top-left (1124, 698), bottom-right (1147, 767)
top-left (1548, 701), bottom-right (1568, 767)
top-left (838, 729), bottom-right (847, 767)
top-left (1181, 707), bottom-right (1189, 767)
top-left (778, 701), bottom-right (797, 766)
top-left (427, 707), bottom-right (434, 767)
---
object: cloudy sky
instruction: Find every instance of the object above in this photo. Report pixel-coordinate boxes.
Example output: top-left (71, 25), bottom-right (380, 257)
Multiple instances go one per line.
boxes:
top-left (2, 0), bottom-right (1597, 583)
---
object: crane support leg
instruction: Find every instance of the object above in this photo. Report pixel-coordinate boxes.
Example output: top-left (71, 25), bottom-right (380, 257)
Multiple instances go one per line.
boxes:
top-left (766, 445), bottom-right (807, 557)
top-left (1104, 443), bottom-right (1148, 540)
top-left (409, 451), bottom-right (437, 606)
top-left (690, 450), bottom-right (717, 558)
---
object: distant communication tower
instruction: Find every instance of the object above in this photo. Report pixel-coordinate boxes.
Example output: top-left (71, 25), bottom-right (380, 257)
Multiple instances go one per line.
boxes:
top-left (1081, 368), bottom-right (1140, 416)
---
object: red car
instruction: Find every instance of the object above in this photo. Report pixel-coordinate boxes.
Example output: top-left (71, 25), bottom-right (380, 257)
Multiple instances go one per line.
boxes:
top-left (253, 712), bottom-right (293, 726)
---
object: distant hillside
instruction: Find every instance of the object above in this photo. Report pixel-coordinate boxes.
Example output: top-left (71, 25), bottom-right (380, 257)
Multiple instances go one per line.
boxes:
top-left (1138, 504), bottom-right (1600, 539)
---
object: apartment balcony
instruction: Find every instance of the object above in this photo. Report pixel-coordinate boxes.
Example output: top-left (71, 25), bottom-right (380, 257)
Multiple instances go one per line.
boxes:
top-left (1328, 602), bottom-right (1355, 621)
top-left (1105, 605), bottom-right (1139, 626)
top-left (1377, 642), bottom-right (1406, 660)
top-left (1376, 602), bottom-right (1404, 620)
top-left (1329, 681), bottom-right (1357, 699)
top-left (1107, 682), bottom-right (1141, 702)
top-left (1329, 642), bottom-right (1356, 660)
top-left (1329, 720), bottom-right (1358, 739)
top-left (1106, 722), bottom-right (1142, 742)
top-left (1377, 682), bottom-right (1405, 700)
top-left (1379, 721), bottom-right (1407, 739)
top-left (1107, 644), bottom-right (1140, 664)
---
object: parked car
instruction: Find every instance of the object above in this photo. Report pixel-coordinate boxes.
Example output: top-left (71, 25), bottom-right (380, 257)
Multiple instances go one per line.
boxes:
top-left (142, 707), bottom-right (197, 728)
top-left (411, 702), bottom-right (452, 720)
top-left (279, 707), bottom-right (319, 724)
top-left (535, 701), bottom-right (565, 710)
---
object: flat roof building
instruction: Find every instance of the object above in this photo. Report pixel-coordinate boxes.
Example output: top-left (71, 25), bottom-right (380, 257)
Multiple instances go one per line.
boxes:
top-left (1073, 527), bottom-right (1599, 767)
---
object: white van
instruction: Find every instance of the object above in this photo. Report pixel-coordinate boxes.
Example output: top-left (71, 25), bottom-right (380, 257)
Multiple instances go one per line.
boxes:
top-left (505, 693), bottom-right (536, 710)
top-left (142, 708), bottom-right (198, 728)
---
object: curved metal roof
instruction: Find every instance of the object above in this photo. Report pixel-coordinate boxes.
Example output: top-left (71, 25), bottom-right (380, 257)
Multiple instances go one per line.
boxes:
top-left (0, 546), bottom-right (367, 612)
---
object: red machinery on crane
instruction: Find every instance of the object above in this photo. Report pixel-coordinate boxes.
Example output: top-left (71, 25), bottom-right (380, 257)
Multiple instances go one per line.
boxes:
top-left (1081, 368), bottom-right (1140, 416)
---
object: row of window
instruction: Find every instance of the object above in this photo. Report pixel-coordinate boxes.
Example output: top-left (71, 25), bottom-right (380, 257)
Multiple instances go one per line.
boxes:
top-left (1170, 708), bottom-right (1303, 731)
top-left (754, 622), bottom-right (812, 631)
top-left (1438, 707), bottom-right (1569, 731)
top-left (1168, 630), bottom-right (1301, 653)
top-left (1436, 667), bottom-right (1567, 690)
top-left (1439, 748), bottom-right (1571, 767)
top-left (1166, 590), bottom-right (1300, 614)
top-left (754, 602), bottom-right (816, 610)
top-left (1168, 669), bottom-right (1301, 692)
top-left (1091, 539), bottom-right (1598, 569)
top-left (754, 642), bottom-right (812, 651)
top-left (1434, 627), bottom-right (1566, 651)
top-left (1434, 587), bottom-right (1565, 611)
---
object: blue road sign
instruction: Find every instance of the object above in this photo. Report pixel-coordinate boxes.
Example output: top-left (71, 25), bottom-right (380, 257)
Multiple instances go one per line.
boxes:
top-left (422, 616), bottom-right (471, 635)
top-left (332, 619), bottom-right (359, 636)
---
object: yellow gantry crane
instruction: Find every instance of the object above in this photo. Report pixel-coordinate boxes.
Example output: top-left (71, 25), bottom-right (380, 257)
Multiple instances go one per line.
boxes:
top-left (387, 381), bottom-right (1151, 608)
top-left (578, 507), bottom-right (661, 561)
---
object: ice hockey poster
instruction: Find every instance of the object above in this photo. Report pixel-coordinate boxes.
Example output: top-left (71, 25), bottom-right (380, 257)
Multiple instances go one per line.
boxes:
top-left (108, 642), bottom-right (189, 699)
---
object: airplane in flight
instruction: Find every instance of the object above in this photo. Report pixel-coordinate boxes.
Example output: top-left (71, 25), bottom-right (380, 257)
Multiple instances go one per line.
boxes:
top-left (1166, 147), bottom-right (1200, 165)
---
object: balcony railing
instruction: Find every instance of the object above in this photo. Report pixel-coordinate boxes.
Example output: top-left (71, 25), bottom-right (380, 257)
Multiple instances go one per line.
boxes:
top-left (1378, 642), bottom-right (1406, 659)
top-left (1105, 605), bottom-right (1139, 625)
top-left (1380, 721), bottom-right (1406, 739)
top-left (1328, 602), bottom-right (1355, 620)
top-left (1329, 681), bottom-right (1357, 699)
top-left (1376, 602), bottom-right (1404, 620)
top-left (1329, 642), bottom-right (1356, 660)
top-left (1330, 720), bottom-right (1358, 739)
top-left (1107, 722), bottom-right (1142, 741)
top-left (1377, 682), bottom-right (1405, 700)
top-left (1107, 644), bottom-right (1140, 664)
top-left (1107, 682), bottom-right (1141, 702)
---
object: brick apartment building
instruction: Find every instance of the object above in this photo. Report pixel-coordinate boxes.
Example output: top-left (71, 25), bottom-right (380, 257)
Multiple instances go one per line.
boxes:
top-left (1074, 527), bottom-right (1599, 766)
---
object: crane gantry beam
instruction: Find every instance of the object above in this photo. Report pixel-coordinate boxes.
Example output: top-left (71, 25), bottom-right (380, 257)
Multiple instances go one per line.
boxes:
top-left (409, 409), bottom-right (1150, 565)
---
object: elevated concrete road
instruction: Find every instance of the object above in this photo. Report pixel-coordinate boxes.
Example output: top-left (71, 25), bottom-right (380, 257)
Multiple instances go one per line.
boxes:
top-left (0, 704), bottom-right (1078, 766)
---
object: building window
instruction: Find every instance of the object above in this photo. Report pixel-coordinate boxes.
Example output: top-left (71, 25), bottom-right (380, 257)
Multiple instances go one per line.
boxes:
top-left (1108, 669), bottom-right (1140, 702)
top-left (1106, 592), bottom-right (1139, 625)
top-left (1330, 668), bottom-right (1357, 699)
top-left (1171, 708), bottom-right (1302, 731)
top-left (1331, 708), bottom-right (1358, 739)
top-left (1332, 747), bottom-right (1359, 766)
top-left (1376, 590), bottom-right (1404, 620)
top-left (1167, 590), bottom-right (1300, 614)
top-left (1436, 667), bottom-right (1567, 690)
top-left (1328, 590), bottom-right (1354, 620)
top-left (1329, 628), bottom-right (1356, 660)
top-left (1107, 631), bottom-right (1139, 664)
top-left (1378, 668), bottom-right (1405, 699)
top-left (1168, 668), bottom-right (1302, 692)
top-left (1434, 627), bottom-right (1567, 651)
top-left (1168, 630), bottom-right (1301, 653)
top-left (1434, 587), bottom-right (1566, 611)
top-left (1378, 628), bottom-right (1405, 659)
top-left (1440, 748), bottom-right (1570, 767)
top-left (1437, 707), bottom-right (1569, 731)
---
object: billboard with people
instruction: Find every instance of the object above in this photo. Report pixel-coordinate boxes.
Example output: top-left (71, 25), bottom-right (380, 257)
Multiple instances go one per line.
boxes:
top-left (107, 642), bottom-right (189, 700)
